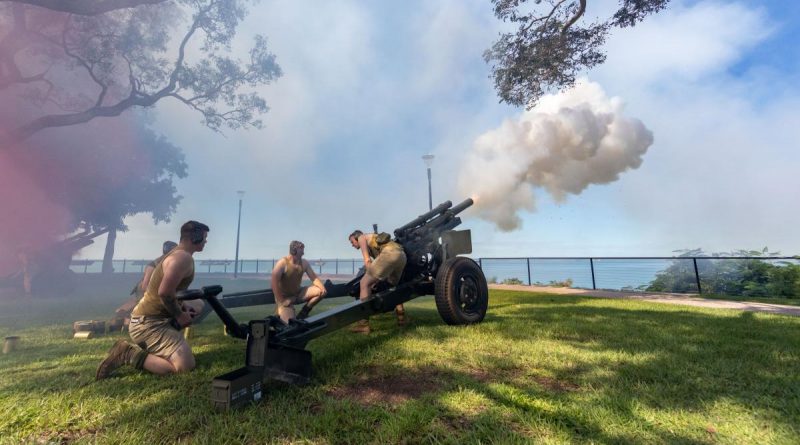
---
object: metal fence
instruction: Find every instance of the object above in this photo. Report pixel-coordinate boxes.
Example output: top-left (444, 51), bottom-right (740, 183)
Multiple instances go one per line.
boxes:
top-left (70, 256), bottom-right (800, 296)
top-left (69, 259), bottom-right (365, 276)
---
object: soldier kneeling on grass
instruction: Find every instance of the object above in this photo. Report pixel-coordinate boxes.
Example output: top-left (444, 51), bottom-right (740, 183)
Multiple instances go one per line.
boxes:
top-left (95, 221), bottom-right (209, 380)
top-left (347, 229), bottom-right (408, 334)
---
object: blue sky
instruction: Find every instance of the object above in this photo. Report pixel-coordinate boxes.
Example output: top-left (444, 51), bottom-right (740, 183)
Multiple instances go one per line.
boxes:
top-left (79, 0), bottom-right (800, 261)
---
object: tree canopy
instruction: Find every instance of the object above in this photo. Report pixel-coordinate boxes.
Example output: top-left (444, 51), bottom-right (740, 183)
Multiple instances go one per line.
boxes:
top-left (0, 0), bottom-right (281, 146)
top-left (646, 248), bottom-right (800, 297)
top-left (485, 0), bottom-right (670, 108)
top-left (4, 0), bottom-right (167, 16)
top-left (0, 110), bottom-right (188, 277)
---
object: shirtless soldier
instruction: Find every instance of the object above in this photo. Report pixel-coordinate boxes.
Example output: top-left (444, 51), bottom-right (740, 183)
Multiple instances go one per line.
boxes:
top-left (96, 221), bottom-right (208, 379)
top-left (348, 230), bottom-right (408, 333)
top-left (271, 240), bottom-right (327, 323)
top-left (111, 241), bottom-right (178, 329)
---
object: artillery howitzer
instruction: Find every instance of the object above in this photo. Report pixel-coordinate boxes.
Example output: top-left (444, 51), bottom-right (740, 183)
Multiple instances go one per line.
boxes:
top-left (178, 198), bottom-right (488, 409)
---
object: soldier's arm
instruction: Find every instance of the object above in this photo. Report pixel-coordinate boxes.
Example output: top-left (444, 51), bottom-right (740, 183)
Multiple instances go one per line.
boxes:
top-left (358, 235), bottom-right (371, 266)
top-left (140, 265), bottom-right (155, 292)
top-left (302, 260), bottom-right (326, 296)
top-left (270, 258), bottom-right (287, 301)
top-left (157, 253), bottom-right (190, 320)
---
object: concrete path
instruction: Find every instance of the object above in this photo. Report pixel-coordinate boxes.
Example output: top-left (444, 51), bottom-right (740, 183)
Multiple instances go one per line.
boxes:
top-left (489, 284), bottom-right (800, 317)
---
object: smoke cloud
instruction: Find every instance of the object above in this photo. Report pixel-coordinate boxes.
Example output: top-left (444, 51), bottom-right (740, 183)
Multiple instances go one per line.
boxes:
top-left (458, 80), bottom-right (653, 230)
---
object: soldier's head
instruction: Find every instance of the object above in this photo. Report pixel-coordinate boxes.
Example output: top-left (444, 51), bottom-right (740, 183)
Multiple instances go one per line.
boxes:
top-left (180, 221), bottom-right (210, 251)
top-left (348, 230), bottom-right (363, 249)
top-left (289, 240), bottom-right (305, 256)
top-left (162, 241), bottom-right (178, 255)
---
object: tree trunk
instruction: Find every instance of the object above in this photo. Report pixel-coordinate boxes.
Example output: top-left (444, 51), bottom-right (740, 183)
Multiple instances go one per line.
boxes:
top-left (102, 228), bottom-right (117, 274)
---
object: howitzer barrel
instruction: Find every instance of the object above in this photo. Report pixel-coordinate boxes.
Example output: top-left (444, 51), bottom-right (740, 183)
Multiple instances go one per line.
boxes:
top-left (394, 201), bottom-right (452, 235)
top-left (449, 198), bottom-right (473, 215)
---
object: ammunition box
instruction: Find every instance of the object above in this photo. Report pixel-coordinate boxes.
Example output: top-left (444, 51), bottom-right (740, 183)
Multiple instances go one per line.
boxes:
top-left (72, 320), bottom-right (106, 335)
top-left (211, 366), bottom-right (264, 410)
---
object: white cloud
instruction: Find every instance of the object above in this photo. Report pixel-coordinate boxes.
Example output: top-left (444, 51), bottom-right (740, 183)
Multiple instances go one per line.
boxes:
top-left (587, 1), bottom-right (800, 254)
top-left (77, 0), bottom-right (800, 260)
top-left (599, 1), bottom-right (773, 87)
top-left (458, 80), bottom-right (653, 231)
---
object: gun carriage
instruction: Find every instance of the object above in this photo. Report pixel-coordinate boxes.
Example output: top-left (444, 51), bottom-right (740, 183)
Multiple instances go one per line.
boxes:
top-left (177, 198), bottom-right (488, 409)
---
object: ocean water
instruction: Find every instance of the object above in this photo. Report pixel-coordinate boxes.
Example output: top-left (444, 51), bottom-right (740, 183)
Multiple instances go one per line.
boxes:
top-left (71, 257), bottom-right (800, 293)
top-left (477, 258), bottom-right (685, 291)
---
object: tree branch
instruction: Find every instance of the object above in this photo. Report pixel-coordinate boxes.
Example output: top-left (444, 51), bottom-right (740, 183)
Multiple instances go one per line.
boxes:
top-left (2, 0), bottom-right (167, 16)
top-left (1, 0), bottom-right (280, 146)
top-left (2, 86), bottom-right (167, 143)
top-left (562, 0), bottom-right (586, 33)
top-left (156, 1), bottom-right (212, 97)
top-left (59, 18), bottom-right (110, 107)
top-left (520, 0), bottom-right (566, 34)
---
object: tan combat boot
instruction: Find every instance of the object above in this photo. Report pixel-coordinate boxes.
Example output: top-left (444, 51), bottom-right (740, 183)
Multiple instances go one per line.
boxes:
top-left (395, 304), bottom-right (408, 326)
top-left (96, 340), bottom-right (138, 380)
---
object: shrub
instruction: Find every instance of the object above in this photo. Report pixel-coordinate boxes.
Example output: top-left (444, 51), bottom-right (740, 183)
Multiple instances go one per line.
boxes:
top-left (548, 278), bottom-right (573, 288)
top-left (646, 248), bottom-right (800, 297)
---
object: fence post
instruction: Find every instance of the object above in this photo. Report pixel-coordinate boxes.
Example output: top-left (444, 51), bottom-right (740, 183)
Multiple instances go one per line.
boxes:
top-left (84, 262), bottom-right (89, 273)
top-left (256, 259), bottom-right (259, 274)
top-left (336, 260), bottom-right (338, 275)
top-left (319, 260), bottom-right (322, 274)
top-left (122, 259), bottom-right (126, 273)
top-left (526, 258), bottom-right (531, 285)
top-left (590, 258), bottom-right (596, 290)
top-left (478, 258), bottom-right (482, 269)
top-left (693, 258), bottom-right (702, 294)
top-left (352, 260), bottom-right (355, 274)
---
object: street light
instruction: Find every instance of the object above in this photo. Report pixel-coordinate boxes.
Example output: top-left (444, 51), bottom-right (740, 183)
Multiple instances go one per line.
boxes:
top-left (422, 154), bottom-right (435, 210)
top-left (234, 190), bottom-right (245, 278)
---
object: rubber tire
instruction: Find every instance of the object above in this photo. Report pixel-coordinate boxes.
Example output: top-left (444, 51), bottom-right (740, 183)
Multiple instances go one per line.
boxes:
top-left (434, 257), bottom-right (488, 325)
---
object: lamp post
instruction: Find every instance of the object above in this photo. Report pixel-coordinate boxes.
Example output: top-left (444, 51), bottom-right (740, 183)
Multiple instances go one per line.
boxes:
top-left (422, 154), bottom-right (435, 210)
top-left (234, 190), bottom-right (245, 278)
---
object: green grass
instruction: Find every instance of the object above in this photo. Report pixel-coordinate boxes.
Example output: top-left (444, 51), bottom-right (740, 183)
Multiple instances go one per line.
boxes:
top-left (1, 278), bottom-right (799, 444)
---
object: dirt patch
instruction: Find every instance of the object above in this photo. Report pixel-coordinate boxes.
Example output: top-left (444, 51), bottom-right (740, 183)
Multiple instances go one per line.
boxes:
top-left (551, 332), bottom-right (599, 343)
top-left (467, 367), bottom-right (578, 393)
top-left (532, 375), bottom-right (580, 393)
top-left (31, 428), bottom-right (99, 444)
top-left (467, 368), bottom-right (492, 383)
top-left (467, 366), bottom-right (526, 384)
top-left (440, 415), bottom-right (476, 433)
top-left (327, 366), bottom-right (446, 406)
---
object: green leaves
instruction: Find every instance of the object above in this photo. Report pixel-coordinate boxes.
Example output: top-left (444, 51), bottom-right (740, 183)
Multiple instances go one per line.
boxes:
top-left (486, 0), bottom-right (671, 108)
top-left (1, 0), bottom-right (281, 142)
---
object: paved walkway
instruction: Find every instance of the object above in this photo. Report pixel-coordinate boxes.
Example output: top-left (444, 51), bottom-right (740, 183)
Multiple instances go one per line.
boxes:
top-left (489, 284), bottom-right (800, 317)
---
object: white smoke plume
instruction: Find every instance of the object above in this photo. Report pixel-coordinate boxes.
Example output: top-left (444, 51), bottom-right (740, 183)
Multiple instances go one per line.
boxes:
top-left (458, 80), bottom-right (654, 230)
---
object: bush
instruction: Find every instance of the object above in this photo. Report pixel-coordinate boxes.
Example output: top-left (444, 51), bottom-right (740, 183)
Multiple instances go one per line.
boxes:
top-left (646, 248), bottom-right (800, 297)
top-left (548, 278), bottom-right (573, 288)
top-left (502, 277), bottom-right (524, 285)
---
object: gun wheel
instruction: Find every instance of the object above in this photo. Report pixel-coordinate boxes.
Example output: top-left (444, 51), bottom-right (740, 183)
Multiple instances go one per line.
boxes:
top-left (434, 257), bottom-right (488, 325)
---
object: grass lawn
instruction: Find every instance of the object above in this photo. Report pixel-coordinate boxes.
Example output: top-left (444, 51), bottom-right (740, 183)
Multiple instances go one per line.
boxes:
top-left (1, 277), bottom-right (799, 444)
